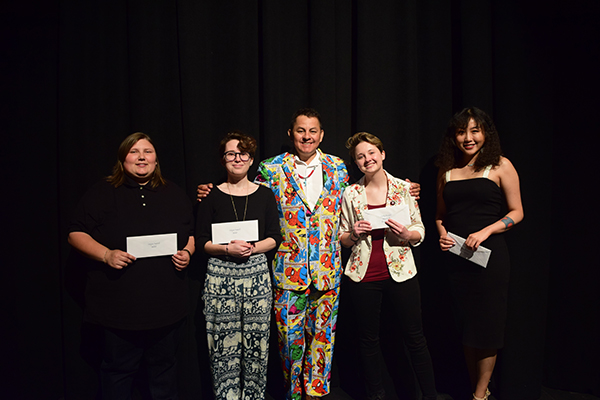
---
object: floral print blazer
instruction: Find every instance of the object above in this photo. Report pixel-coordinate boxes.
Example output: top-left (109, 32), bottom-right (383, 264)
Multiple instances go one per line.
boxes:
top-left (340, 170), bottom-right (424, 283)
top-left (256, 150), bottom-right (349, 291)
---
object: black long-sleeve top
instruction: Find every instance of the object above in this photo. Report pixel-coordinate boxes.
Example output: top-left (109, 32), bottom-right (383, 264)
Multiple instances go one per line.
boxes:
top-left (195, 185), bottom-right (282, 262)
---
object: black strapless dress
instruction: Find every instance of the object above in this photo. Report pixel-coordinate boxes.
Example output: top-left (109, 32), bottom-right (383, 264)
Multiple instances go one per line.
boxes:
top-left (442, 177), bottom-right (510, 349)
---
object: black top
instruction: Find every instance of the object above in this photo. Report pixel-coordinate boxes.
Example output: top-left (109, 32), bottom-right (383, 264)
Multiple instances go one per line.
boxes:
top-left (442, 177), bottom-right (510, 348)
top-left (69, 177), bottom-right (193, 330)
top-left (444, 177), bottom-right (505, 237)
top-left (195, 185), bottom-right (282, 262)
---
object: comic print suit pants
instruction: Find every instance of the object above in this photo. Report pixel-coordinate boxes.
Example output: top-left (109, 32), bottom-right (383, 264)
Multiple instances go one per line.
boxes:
top-left (273, 285), bottom-right (340, 400)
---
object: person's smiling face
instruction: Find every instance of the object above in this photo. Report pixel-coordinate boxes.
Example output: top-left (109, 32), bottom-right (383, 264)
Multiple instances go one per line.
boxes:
top-left (455, 118), bottom-right (486, 160)
top-left (123, 139), bottom-right (157, 184)
top-left (222, 139), bottom-right (253, 179)
top-left (288, 115), bottom-right (324, 162)
top-left (354, 141), bottom-right (385, 175)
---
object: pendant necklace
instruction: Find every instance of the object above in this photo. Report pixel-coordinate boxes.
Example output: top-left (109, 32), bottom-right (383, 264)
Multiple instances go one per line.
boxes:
top-left (298, 166), bottom-right (316, 190)
top-left (227, 181), bottom-right (248, 221)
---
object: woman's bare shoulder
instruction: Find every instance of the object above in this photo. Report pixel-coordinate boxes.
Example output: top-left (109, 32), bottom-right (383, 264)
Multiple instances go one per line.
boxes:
top-left (497, 156), bottom-right (517, 173)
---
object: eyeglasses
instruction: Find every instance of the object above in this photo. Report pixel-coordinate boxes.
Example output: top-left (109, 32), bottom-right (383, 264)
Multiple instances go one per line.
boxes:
top-left (223, 151), bottom-right (251, 162)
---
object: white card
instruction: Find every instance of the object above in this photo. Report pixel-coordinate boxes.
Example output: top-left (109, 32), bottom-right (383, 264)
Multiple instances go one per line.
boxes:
top-left (447, 232), bottom-right (492, 268)
top-left (362, 205), bottom-right (411, 230)
top-left (126, 233), bottom-right (178, 258)
top-left (211, 220), bottom-right (259, 244)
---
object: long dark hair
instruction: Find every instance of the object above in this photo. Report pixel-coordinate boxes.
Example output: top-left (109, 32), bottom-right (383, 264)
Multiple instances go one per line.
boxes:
top-left (435, 107), bottom-right (503, 173)
top-left (106, 132), bottom-right (166, 188)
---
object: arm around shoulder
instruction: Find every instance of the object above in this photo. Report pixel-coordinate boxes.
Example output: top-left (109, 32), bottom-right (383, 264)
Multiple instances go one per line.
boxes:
top-left (254, 160), bottom-right (273, 188)
top-left (196, 183), bottom-right (213, 202)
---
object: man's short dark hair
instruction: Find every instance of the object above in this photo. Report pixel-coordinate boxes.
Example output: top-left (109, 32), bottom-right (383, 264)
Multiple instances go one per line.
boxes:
top-left (289, 108), bottom-right (323, 132)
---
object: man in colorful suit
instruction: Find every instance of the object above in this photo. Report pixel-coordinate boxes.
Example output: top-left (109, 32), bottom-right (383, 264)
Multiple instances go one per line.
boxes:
top-left (197, 108), bottom-right (420, 399)
top-left (255, 108), bottom-right (347, 400)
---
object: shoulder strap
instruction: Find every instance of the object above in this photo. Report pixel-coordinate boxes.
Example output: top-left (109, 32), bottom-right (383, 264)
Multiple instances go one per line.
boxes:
top-left (445, 169), bottom-right (452, 182)
top-left (482, 165), bottom-right (493, 178)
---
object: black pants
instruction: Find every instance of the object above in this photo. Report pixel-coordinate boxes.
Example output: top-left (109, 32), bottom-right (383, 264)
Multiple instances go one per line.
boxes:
top-left (100, 319), bottom-right (185, 400)
top-left (345, 277), bottom-right (437, 400)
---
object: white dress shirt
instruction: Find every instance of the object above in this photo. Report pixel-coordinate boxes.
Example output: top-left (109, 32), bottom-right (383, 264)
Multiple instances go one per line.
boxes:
top-left (294, 152), bottom-right (323, 210)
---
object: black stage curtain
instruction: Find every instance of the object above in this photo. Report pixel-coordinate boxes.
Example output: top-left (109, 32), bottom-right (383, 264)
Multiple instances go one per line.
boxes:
top-left (3, 0), bottom-right (598, 399)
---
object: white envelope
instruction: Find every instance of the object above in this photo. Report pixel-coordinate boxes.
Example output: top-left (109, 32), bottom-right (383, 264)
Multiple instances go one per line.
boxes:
top-left (362, 205), bottom-right (411, 230)
top-left (126, 233), bottom-right (178, 258)
top-left (211, 220), bottom-right (259, 244)
top-left (447, 232), bottom-right (492, 268)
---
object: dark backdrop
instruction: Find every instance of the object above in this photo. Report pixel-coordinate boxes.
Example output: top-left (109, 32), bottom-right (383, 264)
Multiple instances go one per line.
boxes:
top-left (2, 0), bottom-right (598, 399)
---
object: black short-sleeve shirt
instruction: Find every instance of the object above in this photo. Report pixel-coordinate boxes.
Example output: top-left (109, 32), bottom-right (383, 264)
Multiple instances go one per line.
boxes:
top-left (69, 177), bottom-right (193, 330)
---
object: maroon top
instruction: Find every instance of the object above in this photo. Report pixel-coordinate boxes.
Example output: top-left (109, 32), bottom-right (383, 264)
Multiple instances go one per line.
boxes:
top-left (362, 204), bottom-right (391, 282)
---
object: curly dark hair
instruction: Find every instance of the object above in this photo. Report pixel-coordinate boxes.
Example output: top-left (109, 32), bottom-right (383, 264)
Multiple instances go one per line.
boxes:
top-left (219, 131), bottom-right (257, 160)
top-left (435, 107), bottom-right (503, 173)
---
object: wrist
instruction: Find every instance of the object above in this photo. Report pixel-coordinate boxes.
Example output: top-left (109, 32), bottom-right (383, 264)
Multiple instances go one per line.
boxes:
top-left (480, 226), bottom-right (493, 238)
top-left (182, 248), bottom-right (192, 258)
top-left (408, 231), bottom-right (420, 243)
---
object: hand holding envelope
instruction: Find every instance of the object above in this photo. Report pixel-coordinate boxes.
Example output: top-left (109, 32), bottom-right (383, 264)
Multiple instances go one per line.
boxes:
top-left (362, 205), bottom-right (411, 230)
top-left (104, 249), bottom-right (136, 270)
top-left (384, 218), bottom-right (414, 241)
top-left (447, 232), bottom-right (492, 268)
top-left (127, 233), bottom-right (178, 258)
top-left (211, 220), bottom-right (259, 244)
top-left (211, 220), bottom-right (259, 258)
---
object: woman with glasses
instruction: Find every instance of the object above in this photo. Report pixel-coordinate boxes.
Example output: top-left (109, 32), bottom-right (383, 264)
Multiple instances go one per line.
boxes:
top-left (195, 131), bottom-right (282, 399)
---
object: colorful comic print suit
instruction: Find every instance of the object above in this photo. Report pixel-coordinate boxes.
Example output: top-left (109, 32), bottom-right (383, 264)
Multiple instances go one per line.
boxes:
top-left (256, 150), bottom-right (348, 399)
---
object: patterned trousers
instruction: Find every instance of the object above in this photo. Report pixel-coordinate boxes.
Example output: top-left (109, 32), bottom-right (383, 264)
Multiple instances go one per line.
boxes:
top-left (273, 285), bottom-right (340, 400)
top-left (204, 254), bottom-right (272, 400)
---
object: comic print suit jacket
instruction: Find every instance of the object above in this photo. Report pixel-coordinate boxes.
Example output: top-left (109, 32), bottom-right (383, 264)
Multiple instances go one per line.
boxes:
top-left (256, 150), bottom-right (349, 291)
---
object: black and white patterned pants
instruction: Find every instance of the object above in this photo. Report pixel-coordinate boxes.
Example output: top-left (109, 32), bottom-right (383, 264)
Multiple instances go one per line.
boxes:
top-left (204, 253), bottom-right (272, 400)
